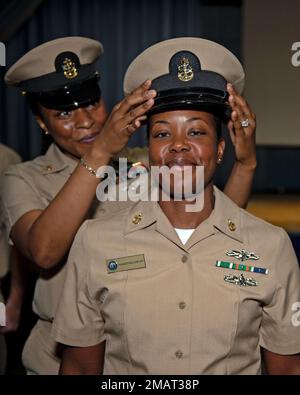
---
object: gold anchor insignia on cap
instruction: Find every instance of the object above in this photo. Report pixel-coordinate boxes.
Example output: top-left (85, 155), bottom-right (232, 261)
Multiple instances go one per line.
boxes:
top-left (132, 212), bottom-right (143, 225)
top-left (62, 58), bottom-right (78, 79)
top-left (227, 219), bottom-right (236, 232)
top-left (177, 57), bottom-right (194, 82)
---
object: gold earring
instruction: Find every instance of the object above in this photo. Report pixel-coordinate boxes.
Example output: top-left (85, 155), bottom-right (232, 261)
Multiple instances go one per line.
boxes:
top-left (217, 157), bottom-right (222, 164)
top-left (43, 129), bottom-right (49, 135)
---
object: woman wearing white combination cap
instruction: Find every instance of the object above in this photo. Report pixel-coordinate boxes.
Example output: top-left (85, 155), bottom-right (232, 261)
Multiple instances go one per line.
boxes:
top-left (53, 38), bottom-right (300, 375)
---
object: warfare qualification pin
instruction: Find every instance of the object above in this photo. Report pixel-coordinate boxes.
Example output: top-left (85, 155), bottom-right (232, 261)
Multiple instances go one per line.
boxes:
top-left (226, 249), bottom-right (259, 261)
top-left (224, 273), bottom-right (258, 287)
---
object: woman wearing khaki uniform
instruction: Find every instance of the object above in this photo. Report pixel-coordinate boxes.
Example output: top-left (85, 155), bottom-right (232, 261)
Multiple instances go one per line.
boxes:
top-left (0, 143), bottom-right (21, 374)
top-left (2, 37), bottom-right (257, 374)
top-left (54, 38), bottom-right (300, 375)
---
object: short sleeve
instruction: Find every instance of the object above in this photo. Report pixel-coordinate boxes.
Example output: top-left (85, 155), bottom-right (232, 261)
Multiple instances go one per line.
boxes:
top-left (0, 165), bottom-right (46, 242)
top-left (0, 195), bottom-right (10, 278)
top-left (52, 221), bottom-right (105, 347)
top-left (259, 228), bottom-right (300, 354)
top-left (0, 149), bottom-right (21, 277)
top-left (0, 145), bottom-right (21, 173)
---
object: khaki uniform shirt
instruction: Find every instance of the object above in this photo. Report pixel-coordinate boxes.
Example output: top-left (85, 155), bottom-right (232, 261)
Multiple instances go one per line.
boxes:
top-left (1, 143), bottom-right (135, 321)
top-left (53, 187), bottom-right (300, 374)
top-left (0, 144), bottom-right (21, 303)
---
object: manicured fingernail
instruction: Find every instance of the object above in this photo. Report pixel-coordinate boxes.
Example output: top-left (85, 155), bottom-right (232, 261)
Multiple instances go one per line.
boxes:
top-left (145, 89), bottom-right (156, 98)
top-left (139, 115), bottom-right (147, 120)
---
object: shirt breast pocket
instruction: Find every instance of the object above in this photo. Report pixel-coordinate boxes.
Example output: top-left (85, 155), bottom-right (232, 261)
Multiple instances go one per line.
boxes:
top-left (193, 267), bottom-right (240, 364)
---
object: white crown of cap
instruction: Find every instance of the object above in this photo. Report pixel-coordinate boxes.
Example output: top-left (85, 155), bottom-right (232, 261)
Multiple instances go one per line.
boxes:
top-left (124, 37), bottom-right (245, 95)
top-left (5, 36), bottom-right (104, 86)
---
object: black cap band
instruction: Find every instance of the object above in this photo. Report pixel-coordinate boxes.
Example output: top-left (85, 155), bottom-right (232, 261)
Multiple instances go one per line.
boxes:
top-left (20, 63), bottom-right (97, 93)
top-left (149, 86), bottom-right (229, 115)
top-left (27, 75), bottom-right (101, 111)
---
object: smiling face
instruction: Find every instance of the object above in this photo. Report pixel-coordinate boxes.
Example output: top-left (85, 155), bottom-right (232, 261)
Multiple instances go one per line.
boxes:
top-left (149, 109), bottom-right (225, 197)
top-left (36, 99), bottom-right (108, 159)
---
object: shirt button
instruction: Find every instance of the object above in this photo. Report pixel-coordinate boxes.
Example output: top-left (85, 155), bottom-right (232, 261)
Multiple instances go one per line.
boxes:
top-left (179, 301), bottom-right (186, 309)
top-left (181, 254), bottom-right (188, 263)
top-left (175, 350), bottom-right (183, 359)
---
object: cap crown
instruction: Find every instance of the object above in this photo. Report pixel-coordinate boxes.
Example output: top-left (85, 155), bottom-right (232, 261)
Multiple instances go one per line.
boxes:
top-left (124, 37), bottom-right (244, 95)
